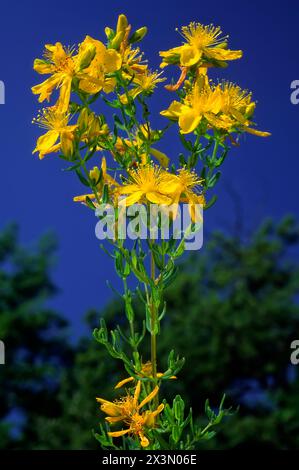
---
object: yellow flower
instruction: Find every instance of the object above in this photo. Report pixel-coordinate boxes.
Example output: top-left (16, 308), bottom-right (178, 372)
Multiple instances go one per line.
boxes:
top-left (78, 36), bottom-right (122, 94)
top-left (165, 169), bottom-right (205, 222)
top-left (218, 82), bottom-right (271, 137)
top-left (32, 107), bottom-right (77, 159)
top-left (96, 380), bottom-right (164, 447)
top-left (32, 42), bottom-right (94, 112)
top-left (32, 38), bottom-right (121, 111)
top-left (121, 70), bottom-right (166, 102)
top-left (115, 361), bottom-right (176, 389)
top-left (161, 79), bottom-right (222, 134)
top-left (78, 110), bottom-right (110, 148)
top-left (160, 22), bottom-right (242, 69)
top-left (119, 165), bottom-right (175, 206)
top-left (121, 46), bottom-right (147, 76)
top-left (73, 157), bottom-right (119, 203)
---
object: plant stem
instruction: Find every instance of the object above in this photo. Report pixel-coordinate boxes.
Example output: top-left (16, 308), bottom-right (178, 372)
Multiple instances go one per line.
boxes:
top-left (123, 278), bottom-right (138, 360)
top-left (150, 249), bottom-right (157, 381)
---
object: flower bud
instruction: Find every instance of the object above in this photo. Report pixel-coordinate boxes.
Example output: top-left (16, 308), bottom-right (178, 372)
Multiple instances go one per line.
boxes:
top-left (105, 27), bottom-right (115, 40)
top-left (61, 131), bottom-right (75, 158)
top-left (116, 14), bottom-right (128, 33)
top-left (78, 44), bottom-right (96, 70)
top-left (77, 108), bottom-right (89, 132)
top-left (129, 27), bottom-right (147, 44)
top-left (89, 166), bottom-right (101, 185)
top-left (110, 30), bottom-right (125, 50)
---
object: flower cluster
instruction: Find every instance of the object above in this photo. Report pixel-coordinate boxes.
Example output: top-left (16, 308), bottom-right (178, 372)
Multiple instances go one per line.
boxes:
top-left (32, 14), bottom-right (270, 450)
top-left (160, 24), bottom-right (270, 138)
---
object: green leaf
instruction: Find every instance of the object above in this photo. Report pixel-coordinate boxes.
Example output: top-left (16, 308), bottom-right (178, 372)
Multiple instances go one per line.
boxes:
top-left (207, 171), bottom-right (221, 188)
top-left (75, 169), bottom-right (90, 187)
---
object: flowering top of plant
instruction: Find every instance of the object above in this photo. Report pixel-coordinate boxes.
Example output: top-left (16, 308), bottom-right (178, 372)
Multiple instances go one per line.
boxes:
top-left (31, 13), bottom-right (270, 450)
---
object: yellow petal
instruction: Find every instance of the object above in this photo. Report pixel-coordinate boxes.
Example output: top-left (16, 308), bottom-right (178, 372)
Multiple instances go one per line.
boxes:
top-left (179, 109), bottom-right (202, 134)
top-left (207, 89), bottom-right (223, 114)
top-left (161, 177), bottom-right (181, 193)
top-left (115, 377), bottom-right (134, 389)
top-left (134, 380), bottom-right (141, 406)
top-left (159, 46), bottom-right (183, 59)
top-left (180, 45), bottom-right (201, 67)
top-left (144, 403), bottom-right (164, 427)
top-left (51, 42), bottom-right (68, 64)
top-left (56, 76), bottom-right (72, 113)
top-left (79, 76), bottom-right (104, 94)
top-left (31, 74), bottom-right (62, 102)
top-left (34, 143), bottom-right (61, 160)
top-left (103, 77), bottom-right (117, 94)
top-left (206, 48), bottom-right (243, 61)
top-left (245, 127), bottom-right (271, 137)
top-left (119, 191), bottom-right (144, 206)
top-left (160, 101), bottom-right (184, 120)
top-left (104, 49), bottom-right (122, 73)
top-left (101, 402), bottom-right (122, 417)
top-left (108, 429), bottom-right (130, 438)
top-left (138, 385), bottom-right (159, 409)
top-left (105, 416), bottom-right (125, 424)
top-left (146, 192), bottom-right (172, 205)
top-left (33, 59), bottom-right (55, 75)
top-left (119, 184), bottom-right (140, 195)
top-left (33, 130), bottom-right (59, 155)
top-left (150, 148), bottom-right (169, 168)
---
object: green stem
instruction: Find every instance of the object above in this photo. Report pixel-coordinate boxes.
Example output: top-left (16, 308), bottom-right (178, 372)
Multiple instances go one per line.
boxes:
top-left (150, 249), bottom-right (157, 381)
top-left (211, 136), bottom-right (219, 163)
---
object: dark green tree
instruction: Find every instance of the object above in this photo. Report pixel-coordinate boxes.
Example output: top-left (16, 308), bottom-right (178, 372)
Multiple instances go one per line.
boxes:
top-left (0, 224), bottom-right (72, 449)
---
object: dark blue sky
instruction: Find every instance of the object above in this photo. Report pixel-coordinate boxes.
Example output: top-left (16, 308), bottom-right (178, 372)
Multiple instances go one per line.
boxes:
top-left (0, 0), bottom-right (298, 335)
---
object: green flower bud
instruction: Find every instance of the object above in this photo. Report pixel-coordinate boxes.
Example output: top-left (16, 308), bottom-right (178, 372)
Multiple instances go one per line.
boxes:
top-left (105, 27), bottom-right (115, 40)
top-left (129, 26), bottom-right (148, 44)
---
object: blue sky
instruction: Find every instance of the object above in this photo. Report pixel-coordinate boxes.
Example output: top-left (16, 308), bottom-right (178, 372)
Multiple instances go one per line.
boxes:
top-left (0, 0), bottom-right (298, 335)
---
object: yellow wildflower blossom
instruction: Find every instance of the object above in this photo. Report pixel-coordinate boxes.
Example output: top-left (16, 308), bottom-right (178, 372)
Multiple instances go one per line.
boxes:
top-left (160, 22), bottom-right (242, 69)
top-left (115, 361), bottom-right (176, 389)
top-left (32, 107), bottom-right (77, 159)
top-left (166, 169), bottom-right (205, 222)
top-left (96, 380), bottom-right (164, 447)
top-left (121, 70), bottom-right (165, 102)
top-left (161, 79), bottom-right (222, 134)
top-left (32, 42), bottom-right (95, 112)
top-left (218, 82), bottom-right (271, 137)
top-left (121, 46), bottom-right (147, 76)
top-left (119, 165), bottom-right (175, 206)
top-left (78, 36), bottom-right (122, 94)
